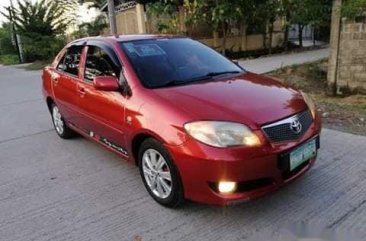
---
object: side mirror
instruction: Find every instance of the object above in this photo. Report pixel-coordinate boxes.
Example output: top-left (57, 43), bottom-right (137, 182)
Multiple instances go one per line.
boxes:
top-left (93, 76), bottom-right (119, 91)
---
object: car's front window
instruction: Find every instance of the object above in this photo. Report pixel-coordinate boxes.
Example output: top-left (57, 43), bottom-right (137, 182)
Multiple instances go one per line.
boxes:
top-left (84, 46), bottom-right (120, 82)
top-left (120, 38), bottom-right (243, 88)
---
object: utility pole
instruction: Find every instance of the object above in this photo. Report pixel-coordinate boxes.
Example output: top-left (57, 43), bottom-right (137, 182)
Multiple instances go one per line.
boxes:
top-left (108, 0), bottom-right (118, 36)
top-left (9, 0), bottom-right (23, 63)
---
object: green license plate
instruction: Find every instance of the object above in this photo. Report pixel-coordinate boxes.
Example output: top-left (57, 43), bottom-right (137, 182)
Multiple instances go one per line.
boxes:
top-left (289, 139), bottom-right (317, 171)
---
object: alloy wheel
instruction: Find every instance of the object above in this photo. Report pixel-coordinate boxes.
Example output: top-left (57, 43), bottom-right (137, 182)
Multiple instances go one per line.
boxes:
top-left (142, 149), bottom-right (172, 199)
top-left (52, 105), bottom-right (64, 135)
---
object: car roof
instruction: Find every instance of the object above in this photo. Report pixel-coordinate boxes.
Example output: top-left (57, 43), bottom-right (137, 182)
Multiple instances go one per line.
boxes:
top-left (69, 34), bottom-right (188, 46)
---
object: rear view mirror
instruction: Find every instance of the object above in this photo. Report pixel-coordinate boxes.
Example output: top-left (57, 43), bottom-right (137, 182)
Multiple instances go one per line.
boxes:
top-left (93, 76), bottom-right (119, 91)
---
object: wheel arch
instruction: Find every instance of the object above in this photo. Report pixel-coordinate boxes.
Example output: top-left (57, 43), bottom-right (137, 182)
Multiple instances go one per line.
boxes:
top-left (46, 96), bottom-right (55, 113)
top-left (131, 131), bottom-right (167, 166)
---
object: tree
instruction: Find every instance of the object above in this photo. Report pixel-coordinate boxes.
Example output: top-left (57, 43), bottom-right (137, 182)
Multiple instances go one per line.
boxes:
top-left (146, 0), bottom-right (182, 34)
top-left (184, 0), bottom-right (256, 54)
top-left (342, 0), bottom-right (366, 18)
top-left (280, 0), bottom-right (332, 48)
top-left (280, 0), bottom-right (295, 50)
top-left (288, 0), bottom-right (313, 47)
top-left (79, 0), bottom-right (107, 9)
top-left (0, 23), bottom-right (17, 55)
top-left (308, 0), bottom-right (332, 45)
top-left (145, 0), bottom-right (333, 53)
top-left (78, 14), bottom-right (108, 36)
top-left (0, 0), bottom-right (70, 61)
top-left (254, 0), bottom-right (281, 54)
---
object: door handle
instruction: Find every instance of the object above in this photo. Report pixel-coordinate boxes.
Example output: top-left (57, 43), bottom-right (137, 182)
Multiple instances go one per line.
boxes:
top-left (51, 76), bottom-right (59, 84)
top-left (78, 86), bottom-right (87, 97)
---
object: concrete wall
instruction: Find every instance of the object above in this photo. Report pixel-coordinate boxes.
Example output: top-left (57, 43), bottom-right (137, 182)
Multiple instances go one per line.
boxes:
top-left (199, 33), bottom-right (284, 52)
top-left (328, 0), bottom-right (366, 94)
top-left (116, 8), bottom-right (139, 34)
top-left (337, 21), bottom-right (366, 93)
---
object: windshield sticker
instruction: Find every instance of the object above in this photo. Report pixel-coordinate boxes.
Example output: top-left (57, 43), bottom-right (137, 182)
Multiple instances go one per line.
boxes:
top-left (133, 44), bottom-right (166, 57)
top-left (124, 43), bottom-right (136, 53)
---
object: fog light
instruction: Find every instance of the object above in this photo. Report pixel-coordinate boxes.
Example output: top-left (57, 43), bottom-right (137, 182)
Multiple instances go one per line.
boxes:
top-left (218, 181), bottom-right (237, 194)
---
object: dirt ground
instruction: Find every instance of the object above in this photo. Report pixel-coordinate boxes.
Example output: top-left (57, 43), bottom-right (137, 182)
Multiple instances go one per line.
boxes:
top-left (267, 60), bottom-right (366, 136)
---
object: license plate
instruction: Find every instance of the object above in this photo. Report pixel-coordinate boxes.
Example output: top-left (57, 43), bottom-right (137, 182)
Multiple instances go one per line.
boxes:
top-left (289, 139), bottom-right (317, 171)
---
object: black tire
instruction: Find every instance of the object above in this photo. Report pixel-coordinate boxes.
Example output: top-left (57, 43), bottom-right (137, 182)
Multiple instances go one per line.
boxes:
top-left (138, 138), bottom-right (184, 208)
top-left (51, 103), bottom-right (76, 139)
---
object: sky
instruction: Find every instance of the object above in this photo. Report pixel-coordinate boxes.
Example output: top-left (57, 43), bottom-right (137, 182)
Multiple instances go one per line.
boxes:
top-left (0, 0), bottom-right (99, 25)
top-left (0, 0), bottom-right (12, 24)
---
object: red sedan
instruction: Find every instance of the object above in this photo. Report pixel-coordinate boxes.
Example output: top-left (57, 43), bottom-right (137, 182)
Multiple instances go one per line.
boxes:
top-left (42, 35), bottom-right (321, 207)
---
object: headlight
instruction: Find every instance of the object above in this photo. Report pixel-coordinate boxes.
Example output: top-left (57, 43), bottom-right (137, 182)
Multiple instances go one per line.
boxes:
top-left (301, 92), bottom-right (316, 119)
top-left (184, 121), bottom-right (261, 148)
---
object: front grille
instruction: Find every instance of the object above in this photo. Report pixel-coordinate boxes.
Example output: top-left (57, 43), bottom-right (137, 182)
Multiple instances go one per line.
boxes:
top-left (262, 110), bottom-right (313, 143)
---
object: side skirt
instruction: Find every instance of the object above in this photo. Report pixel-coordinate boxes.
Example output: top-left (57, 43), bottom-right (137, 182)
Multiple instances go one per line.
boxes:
top-left (66, 122), bottom-right (131, 162)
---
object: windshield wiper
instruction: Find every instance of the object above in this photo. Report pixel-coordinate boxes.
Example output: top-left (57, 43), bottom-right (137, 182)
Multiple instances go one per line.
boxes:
top-left (155, 71), bottom-right (242, 88)
top-left (156, 75), bottom-right (214, 88)
top-left (205, 70), bottom-right (242, 77)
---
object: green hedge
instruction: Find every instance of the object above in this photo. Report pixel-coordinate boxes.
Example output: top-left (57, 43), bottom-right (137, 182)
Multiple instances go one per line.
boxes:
top-left (0, 54), bottom-right (19, 65)
top-left (21, 35), bottom-right (65, 62)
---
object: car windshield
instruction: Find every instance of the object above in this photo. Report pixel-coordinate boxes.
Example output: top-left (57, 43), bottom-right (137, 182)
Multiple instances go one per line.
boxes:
top-left (120, 38), bottom-right (244, 88)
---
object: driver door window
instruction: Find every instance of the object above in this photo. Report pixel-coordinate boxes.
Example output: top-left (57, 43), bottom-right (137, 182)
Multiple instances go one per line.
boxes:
top-left (84, 46), bottom-right (120, 82)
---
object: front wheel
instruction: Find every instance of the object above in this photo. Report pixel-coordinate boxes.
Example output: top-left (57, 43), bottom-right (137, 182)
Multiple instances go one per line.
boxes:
top-left (138, 138), bottom-right (184, 208)
top-left (51, 103), bottom-right (75, 139)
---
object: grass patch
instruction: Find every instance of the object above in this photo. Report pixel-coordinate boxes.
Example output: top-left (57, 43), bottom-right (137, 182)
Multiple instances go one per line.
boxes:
top-left (23, 60), bottom-right (50, 71)
top-left (267, 59), bottom-right (366, 136)
top-left (0, 54), bottom-right (20, 65)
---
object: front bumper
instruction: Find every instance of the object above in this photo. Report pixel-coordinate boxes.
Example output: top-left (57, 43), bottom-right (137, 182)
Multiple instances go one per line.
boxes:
top-left (167, 115), bottom-right (321, 205)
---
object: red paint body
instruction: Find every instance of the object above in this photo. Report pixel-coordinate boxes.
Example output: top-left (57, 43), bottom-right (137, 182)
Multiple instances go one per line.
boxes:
top-left (42, 35), bottom-right (321, 205)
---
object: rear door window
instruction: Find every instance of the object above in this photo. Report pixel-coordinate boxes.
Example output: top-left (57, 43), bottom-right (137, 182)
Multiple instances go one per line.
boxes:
top-left (57, 47), bottom-right (83, 77)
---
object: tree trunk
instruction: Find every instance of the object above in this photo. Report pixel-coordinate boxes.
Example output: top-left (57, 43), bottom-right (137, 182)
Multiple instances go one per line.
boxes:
top-left (283, 24), bottom-right (289, 51)
top-left (269, 23), bottom-right (274, 55)
top-left (283, 11), bottom-right (291, 52)
top-left (263, 33), bottom-right (267, 50)
top-left (298, 24), bottom-right (304, 48)
top-left (221, 23), bottom-right (227, 55)
top-left (240, 24), bottom-right (247, 51)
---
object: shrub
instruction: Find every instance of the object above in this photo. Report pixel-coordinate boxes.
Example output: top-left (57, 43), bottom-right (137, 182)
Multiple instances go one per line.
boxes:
top-left (0, 54), bottom-right (19, 65)
top-left (21, 35), bottom-right (65, 62)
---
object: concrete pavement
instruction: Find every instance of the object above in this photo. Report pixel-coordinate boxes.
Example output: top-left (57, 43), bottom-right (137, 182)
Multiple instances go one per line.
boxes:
top-left (0, 60), bottom-right (365, 241)
top-left (239, 48), bottom-right (329, 74)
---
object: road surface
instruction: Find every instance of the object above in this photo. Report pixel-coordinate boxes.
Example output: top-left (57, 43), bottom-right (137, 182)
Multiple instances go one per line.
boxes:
top-left (239, 48), bottom-right (329, 74)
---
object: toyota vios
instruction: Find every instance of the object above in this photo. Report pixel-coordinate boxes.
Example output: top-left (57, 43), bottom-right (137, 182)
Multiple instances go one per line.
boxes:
top-left (42, 35), bottom-right (321, 207)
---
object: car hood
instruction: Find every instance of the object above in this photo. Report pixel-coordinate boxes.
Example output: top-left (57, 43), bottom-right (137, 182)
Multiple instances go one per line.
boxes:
top-left (152, 72), bottom-right (307, 129)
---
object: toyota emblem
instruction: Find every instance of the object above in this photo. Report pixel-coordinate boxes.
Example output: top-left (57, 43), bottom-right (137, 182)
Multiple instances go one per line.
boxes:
top-left (290, 119), bottom-right (302, 134)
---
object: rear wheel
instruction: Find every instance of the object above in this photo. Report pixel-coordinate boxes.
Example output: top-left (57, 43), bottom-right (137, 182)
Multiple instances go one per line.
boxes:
top-left (138, 138), bottom-right (184, 208)
top-left (51, 103), bottom-right (75, 139)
